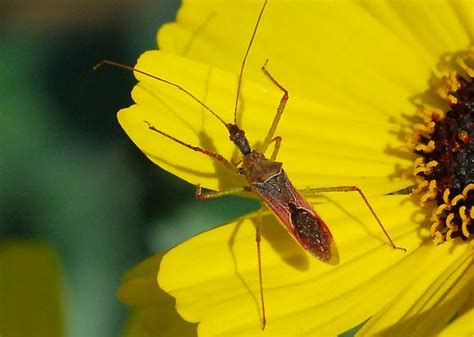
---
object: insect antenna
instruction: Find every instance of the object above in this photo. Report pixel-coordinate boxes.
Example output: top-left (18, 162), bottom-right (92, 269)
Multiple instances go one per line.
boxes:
top-left (232, 0), bottom-right (268, 125)
top-left (93, 60), bottom-right (229, 127)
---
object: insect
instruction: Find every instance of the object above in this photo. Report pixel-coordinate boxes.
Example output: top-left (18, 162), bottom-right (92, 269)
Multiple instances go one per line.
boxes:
top-left (95, 0), bottom-right (405, 329)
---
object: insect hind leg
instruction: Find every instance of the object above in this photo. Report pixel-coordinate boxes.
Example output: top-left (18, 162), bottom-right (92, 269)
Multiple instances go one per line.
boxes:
top-left (195, 184), bottom-right (251, 199)
top-left (255, 206), bottom-right (266, 330)
top-left (260, 60), bottom-right (289, 155)
top-left (302, 185), bottom-right (406, 252)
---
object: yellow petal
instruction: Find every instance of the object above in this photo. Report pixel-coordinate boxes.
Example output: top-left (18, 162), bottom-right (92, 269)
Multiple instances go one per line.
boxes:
top-left (0, 240), bottom-right (64, 337)
top-left (437, 307), bottom-right (474, 337)
top-left (158, 0), bottom-right (470, 118)
top-left (357, 242), bottom-right (473, 336)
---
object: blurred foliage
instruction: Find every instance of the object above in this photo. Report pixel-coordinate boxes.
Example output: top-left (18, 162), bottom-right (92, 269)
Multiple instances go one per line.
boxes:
top-left (0, 240), bottom-right (63, 337)
top-left (0, 1), bottom-right (256, 336)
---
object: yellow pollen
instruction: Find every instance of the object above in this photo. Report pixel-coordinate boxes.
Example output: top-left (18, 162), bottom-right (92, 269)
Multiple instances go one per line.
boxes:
top-left (416, 106), bottom-right (445, 122)
top-left (456, 57), bottom-right (474, 77)
top-left (459, 206), bottom-right (471, 238)
top-left (426, 160), bottom-right (438, 169)
top-left (430, 108), bottom-right (445, 121)
top-left (463, 183), bottom-right (474, 196)
top-left (415, 107), bottom-right (428, 120)
top-left (445, 213), bottom-right (456, 230)
top-left (413, 121), bottom-right (435, 134)
top-left (420, 180), bottom-right (438, 205)
top-left (415, 140), bottom-right (436, 153)
top-left (446, 227), bottom-right (456, 240)
top-left (459, 206), bottom-right (468, 222)
top-left (445, 212), bottom-right (457, 240)
top-left (414, 176), bottom-right (429, 194)
top-left (414, 157), bottom-right (424, 167)
top-left (451, 194), bottom-right (464, 206)
top-left (433, 231), bottom-right (444, 245)
top-left (431, 221), bottom-right (440, 236)
top-left (432, 204), bottom-right (449, 219)
top-left (414, 159), bottom-right (438, 175)
top-left (442, 189), bottom-right (451, 205)
top-left (427, 184), bottom-right (474, 242)
top-left (447, 94), bottom-right (458, 105)
top-left (437, 71), bottom-right (462, 104)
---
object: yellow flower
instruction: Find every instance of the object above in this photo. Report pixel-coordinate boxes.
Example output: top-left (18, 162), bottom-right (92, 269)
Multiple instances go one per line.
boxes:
top-left (118, 254), bottom-right (196, 337)
top-left (117, 0), bottom-right (473, 336)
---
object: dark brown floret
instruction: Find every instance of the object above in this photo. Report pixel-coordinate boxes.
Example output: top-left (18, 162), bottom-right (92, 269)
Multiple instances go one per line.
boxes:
top-left (411, 49), bottom-right (474, 243)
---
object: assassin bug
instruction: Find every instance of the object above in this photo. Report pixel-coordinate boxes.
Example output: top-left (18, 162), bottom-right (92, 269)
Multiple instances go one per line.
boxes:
top-left (95, 0), bottom-right (405, 329)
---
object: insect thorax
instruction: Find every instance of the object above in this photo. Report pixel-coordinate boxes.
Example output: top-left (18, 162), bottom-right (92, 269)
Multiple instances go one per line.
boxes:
top-left (243, 151), bottom-right (283, 184)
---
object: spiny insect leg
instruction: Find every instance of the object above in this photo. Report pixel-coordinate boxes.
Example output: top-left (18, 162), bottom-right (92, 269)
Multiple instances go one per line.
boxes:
top-left (145, 121), bottom-right (239, 174)
top-left (301, 186), bottom-right (407, 252)
top-left (260, 60), bottom-right (289, 154)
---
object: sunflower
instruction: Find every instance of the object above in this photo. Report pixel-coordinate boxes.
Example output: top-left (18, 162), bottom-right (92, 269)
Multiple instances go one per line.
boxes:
top-left (117, 0), bottom-right (473, 336)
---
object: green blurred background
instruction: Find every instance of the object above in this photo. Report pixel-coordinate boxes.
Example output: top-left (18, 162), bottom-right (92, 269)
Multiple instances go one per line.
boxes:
top-left (0, 1), bottom-right (256, 336)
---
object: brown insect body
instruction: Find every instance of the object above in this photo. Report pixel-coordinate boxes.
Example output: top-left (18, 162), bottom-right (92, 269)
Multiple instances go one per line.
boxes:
top-left (228, 123), bottom-right (338, 263)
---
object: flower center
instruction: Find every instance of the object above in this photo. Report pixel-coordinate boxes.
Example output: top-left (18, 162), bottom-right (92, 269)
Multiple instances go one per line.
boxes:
top-left (411, 48), bottom-right (474, 244)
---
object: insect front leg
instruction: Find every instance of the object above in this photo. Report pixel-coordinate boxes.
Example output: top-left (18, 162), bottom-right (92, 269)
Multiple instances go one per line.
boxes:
top-left (145, 121), bottom-right (240, 174)
top-left (260, 60), bottom-right (289, 154)
top-left (301, 186), bottom-right (406, 252)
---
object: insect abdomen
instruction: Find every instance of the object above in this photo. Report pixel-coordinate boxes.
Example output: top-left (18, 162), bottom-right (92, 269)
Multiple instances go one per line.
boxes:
top-left (251, 168), bottom-right (339, 264)
top-left (288, 202), bottom-right (333, 261)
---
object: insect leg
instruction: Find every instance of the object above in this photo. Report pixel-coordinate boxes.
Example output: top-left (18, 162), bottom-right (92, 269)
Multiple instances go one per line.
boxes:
top-left (385, 185), bottom-right (415, 195)
top-left (302, 186), bottom-right (406, 252)
top-left (145, 121), bottom-right (239, 174)
top-left (260, 60), bottom-right (289, 154)
top-left (255, 206), bottom-right (266, 330)
top-left (195, 184), bottom-right (251, 200)
top-left (268, 136), bottom-right (282, 161)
